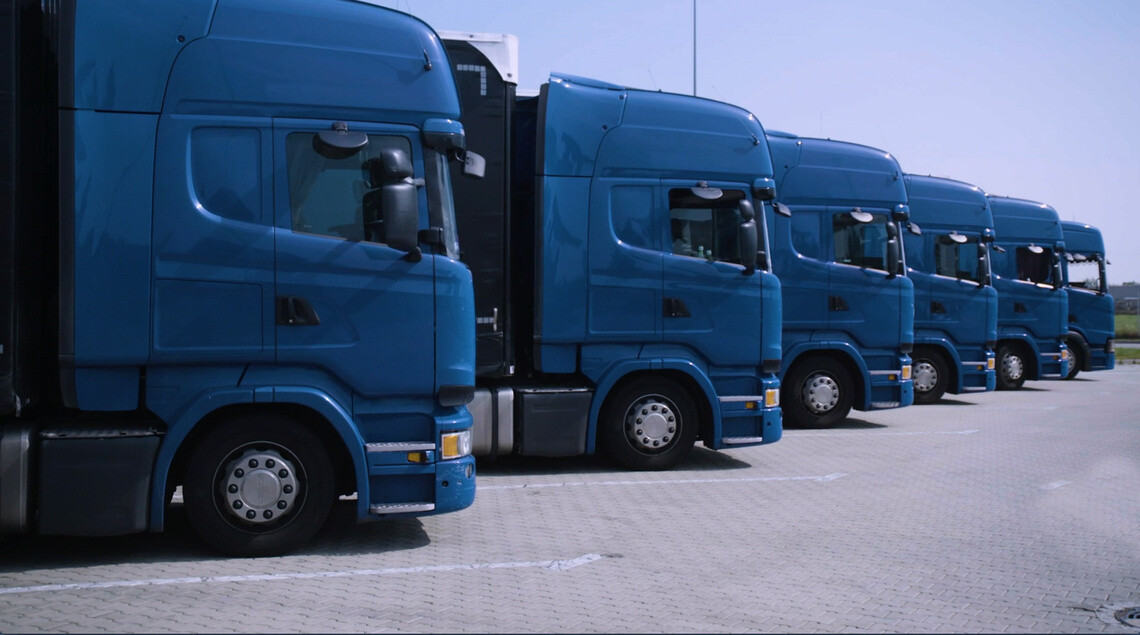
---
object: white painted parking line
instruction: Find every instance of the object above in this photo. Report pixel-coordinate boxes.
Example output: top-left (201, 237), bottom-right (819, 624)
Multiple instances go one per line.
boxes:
top-left (480, 473), bottom-right (847, 492)
top-left (1041, 480), bottom-right (1073, 490)
top-left (790, 429), bottom-right (979, 438)
top-left (978, 406), bottom-right (1058, 411)
top-left (0, 554), bottom-right (604, 596)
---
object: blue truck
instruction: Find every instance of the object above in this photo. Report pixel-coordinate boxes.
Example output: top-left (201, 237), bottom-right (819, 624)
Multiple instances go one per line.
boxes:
top-left (765, 132), bottom-right (914, 427)
top-left (1059, 221), bottom-right (1115, 378)
top-left (902, 175), bottom-right (998, 403)
top-left (987, 196), bottom-right (1071, 389)
top-left (1, 0), bottom-right (478, 555)
top-left (442, 36), bottom-right (783, 469)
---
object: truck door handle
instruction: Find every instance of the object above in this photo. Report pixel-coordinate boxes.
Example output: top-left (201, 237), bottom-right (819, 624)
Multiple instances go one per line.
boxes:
top-left (829, 296), bottom-right (849, 311)
top-left (1014, 302), bottom-right (1028, 314)
top-left (663, 297), bottom-right (691, 318)
top-left (931, 301), bottom-right (946, 314)
top-left (276, 296), bottom-right (321, 326)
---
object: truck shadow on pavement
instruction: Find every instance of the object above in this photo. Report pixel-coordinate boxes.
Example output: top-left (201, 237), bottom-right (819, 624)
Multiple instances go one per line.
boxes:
top-left (0, 501), bottom-right (431, 572)
top-left (785, 417), bottom-right (888, 430)
top-left (476, 444), bottom-right (752, 478)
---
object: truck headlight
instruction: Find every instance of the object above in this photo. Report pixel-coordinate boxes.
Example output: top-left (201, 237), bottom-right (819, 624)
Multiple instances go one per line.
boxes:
top-left (441, 430), bottom-right (472, 460)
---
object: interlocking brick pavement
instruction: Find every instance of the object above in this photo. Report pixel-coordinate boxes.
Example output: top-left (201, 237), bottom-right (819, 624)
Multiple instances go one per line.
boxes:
top-left (1, 369), bottom-right (1137, 633)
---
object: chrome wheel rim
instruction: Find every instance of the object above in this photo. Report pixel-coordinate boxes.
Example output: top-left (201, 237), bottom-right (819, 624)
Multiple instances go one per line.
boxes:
top-left (624, 394), bottom-right (679, 453)
top-left (802, 372), bottom-right (840, 414)
top-left (913, 360), bottom-right (938, 393)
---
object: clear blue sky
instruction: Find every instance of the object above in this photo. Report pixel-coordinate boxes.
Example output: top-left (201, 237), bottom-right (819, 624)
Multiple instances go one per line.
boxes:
top-left (376, 0), bottom-right (1140, 284)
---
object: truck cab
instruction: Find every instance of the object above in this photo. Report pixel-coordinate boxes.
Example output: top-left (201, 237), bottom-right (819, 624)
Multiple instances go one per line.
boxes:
top-left (441, 40), bottom-right (783, 470)
top-left (2, 0), bottom-right (476, 556)
top-left (903, 175), bottom-right (998, 403)
top-left (765, 132), bottom-right (914, 427)
top-left (987, 196), bottom-right (1071, 388)
top-left (1059, 221), bottom-right (1115, 378)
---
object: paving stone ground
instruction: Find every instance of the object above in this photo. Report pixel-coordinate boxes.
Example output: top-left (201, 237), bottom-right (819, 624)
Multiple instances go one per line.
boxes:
top-left (1, 368), bottom-right (1138, 633)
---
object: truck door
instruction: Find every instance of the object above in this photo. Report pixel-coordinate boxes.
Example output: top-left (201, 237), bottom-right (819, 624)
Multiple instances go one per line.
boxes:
top-left (272, 120), bottom-right (436, 398)
top-left (827, 206), bottom-right (905, 350)
top-left (661, 182), bottom-right (762, 367)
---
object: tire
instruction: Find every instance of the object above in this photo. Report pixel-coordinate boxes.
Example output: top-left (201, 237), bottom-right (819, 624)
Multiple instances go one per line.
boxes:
top-left (600, 376), bottom-right (699, 471)
top-left (1064, 332), bottom-right (1087, 380)
top-left (782, 357), bottom-right (854, 428)
top-left (995, 343), bottom-right (1027, 390)
top-left (184, 414), bottom-right (335, 557)
top-left (911, 349), bottom-right (950, 405)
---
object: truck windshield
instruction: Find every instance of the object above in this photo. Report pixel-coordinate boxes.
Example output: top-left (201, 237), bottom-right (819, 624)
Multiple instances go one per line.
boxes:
top-left (1064, 252), bottom-right (1106, 293)
top-left (833, 212), bottom-right (891, 271)
top-left (935, 235), bottom-right (986, 283)
top-left (424, 148), bottom-right (461, 260)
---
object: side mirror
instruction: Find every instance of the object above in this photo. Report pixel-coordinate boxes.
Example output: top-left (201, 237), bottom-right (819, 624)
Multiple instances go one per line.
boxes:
top-left (739, 218), bottom-right (758, 276)
top-left (886, 222), bottom-right (902, 278)
top-left (381, 183), bottom-right (421, 260)
top-left (907, 222), bottom-right (922, 236)
top-left (362, 149), bottom-right (421, 260)
top-left (774, 202), bottom-right (792, 217)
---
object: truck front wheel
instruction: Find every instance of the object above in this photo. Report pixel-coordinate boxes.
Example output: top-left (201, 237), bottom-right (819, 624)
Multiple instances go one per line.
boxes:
top-left (184, 415), bottom-right (334, 557)
top-left (995, 344), bottom-right (1027, 390)
top-left (601, 376), bottom-right (698, 471)
top-left (1064, 332), bottom-right (1087, 380)
top-left (783, 357), bottom-right (853, 428)
top-left (912, 349), bottom-right (950, 404)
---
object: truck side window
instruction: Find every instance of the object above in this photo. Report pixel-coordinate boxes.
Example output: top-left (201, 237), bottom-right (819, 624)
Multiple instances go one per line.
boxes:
top-left (935, 237), bottom-right (982, 281)
top-left (668, 188), bottom-right (745, 264)
top-left (285, 132), bottom-right (413, 241)
top-left (1015, 246), bottom-right (1053, 284)
top-left (191, 128), bottom-right (261, 223)
top-left (833, 212), bottom-right (889, 271)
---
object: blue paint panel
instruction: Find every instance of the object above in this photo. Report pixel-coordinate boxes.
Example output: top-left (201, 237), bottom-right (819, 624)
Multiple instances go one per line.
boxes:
top-left (435, 258), bottom-right (476, 391)
top-left (151, 114), bottom-right (276, 365)
top-left (73, 368), bottom-right (140, 411)
top-left (164, 0), bottom-right (460, 122)
top-left (69, 110), bottom-right (154, 368)
top-left (153, 280), bottom-right (263, 353)
top-left (70, 0), bottom-right (215, 111)
top-left (588, 181), bottom-right (661, 338)
top-left (536, 176), bottom-right (591, 349)
top-left (541, 77), bottom-right (627, 177)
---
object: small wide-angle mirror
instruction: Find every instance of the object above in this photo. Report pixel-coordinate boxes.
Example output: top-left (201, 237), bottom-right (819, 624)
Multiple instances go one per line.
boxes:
top-left (316, 121), bottom-right (368, 159)
top-left (850, 209), bottom-right (874, 223)
top-left (774, 202), bottom-right (792, 217)
top-left (907, 222), bottom-right (922, 236)
top-left (947, 232), bottom-right (968, 244)
top-left (1027, 244), bottom-right (1044, 254)
top-left (691, 181), bottom-right (723, 200)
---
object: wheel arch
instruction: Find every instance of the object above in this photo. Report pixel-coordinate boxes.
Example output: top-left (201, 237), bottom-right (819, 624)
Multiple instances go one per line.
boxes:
top-left (912, 341), bottom-right (960, 394)
top-left (782, 343), bottom-right (869, 410)
top-left (149, 388), bottom-right (366, 531)
top-left (586, 360), bottom-right (718, 455)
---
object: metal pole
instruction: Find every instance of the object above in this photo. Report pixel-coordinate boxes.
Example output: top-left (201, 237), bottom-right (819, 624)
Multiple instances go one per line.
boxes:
top-left (693, 0), bottom-right (697, 96)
